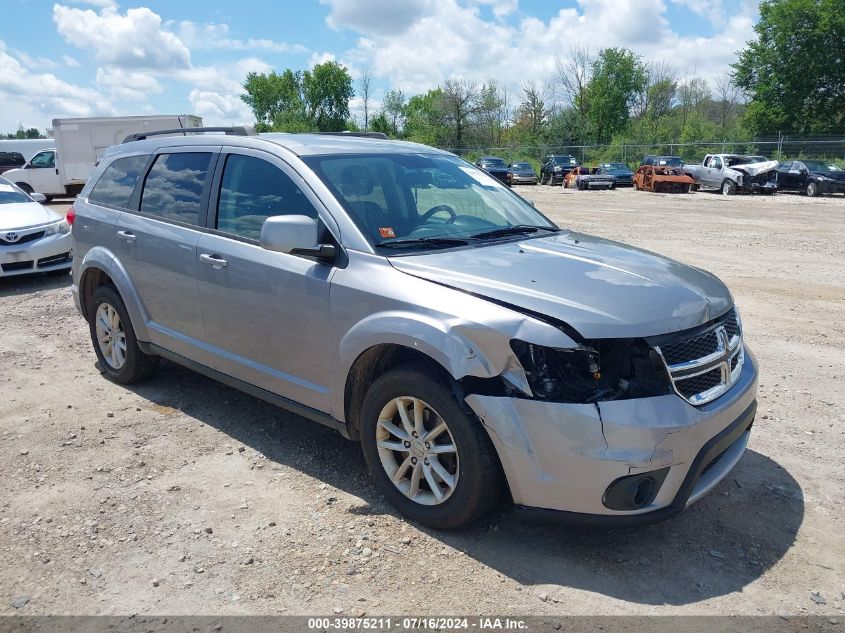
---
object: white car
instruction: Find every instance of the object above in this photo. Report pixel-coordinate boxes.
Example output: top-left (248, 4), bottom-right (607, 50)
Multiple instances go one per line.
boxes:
top-left (0, 178), bottom-right (72, 277)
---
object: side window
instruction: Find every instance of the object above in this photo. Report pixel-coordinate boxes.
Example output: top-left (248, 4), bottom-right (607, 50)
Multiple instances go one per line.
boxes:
top-left (88, 155), bottom-right (149, 208)
top-left (140, 152), bottom-right (211, 225)
top-left (712, 157), bottom-right (723, 169)
top-left (216, 154), bottom-right (318, 241)
top-left (30, 151), bottom-right (55, 168)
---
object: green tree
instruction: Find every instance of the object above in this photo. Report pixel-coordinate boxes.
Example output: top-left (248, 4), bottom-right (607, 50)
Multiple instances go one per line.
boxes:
top-left (383, 88), bottom-right (406, 135)
top-left (404, 89), bottom-right (448, 146)
top-left (241, 61), bottom-right (353, 132)
top-left (733, 0), bottom-right (845, 134)
top-left (370, 112), bottom-right (392, 135)
top-left (586, 48), bottom-right (647, 143)
top-left (302, 61), bottom-right (354, 132)
top-left (241, 70), bottom-right (304, 131)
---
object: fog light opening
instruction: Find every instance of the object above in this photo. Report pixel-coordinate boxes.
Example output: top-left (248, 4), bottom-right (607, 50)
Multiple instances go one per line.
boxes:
top-left (633, 477), bottom-right (655, 507)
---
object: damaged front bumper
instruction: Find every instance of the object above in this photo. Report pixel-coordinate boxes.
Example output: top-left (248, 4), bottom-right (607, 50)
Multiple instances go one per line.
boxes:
top-left (465, 346), bottom-right (758, 526)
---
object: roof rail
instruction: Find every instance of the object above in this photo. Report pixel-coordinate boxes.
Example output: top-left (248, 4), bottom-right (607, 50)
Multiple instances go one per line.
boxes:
top-left (316, 131), bottom-right (389, 140)
top-left (122, 126), bottom-right (251, 144)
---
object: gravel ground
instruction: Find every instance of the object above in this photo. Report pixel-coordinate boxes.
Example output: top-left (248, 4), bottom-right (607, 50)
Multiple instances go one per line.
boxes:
top-left (1, 187), bottom-right (843, 616)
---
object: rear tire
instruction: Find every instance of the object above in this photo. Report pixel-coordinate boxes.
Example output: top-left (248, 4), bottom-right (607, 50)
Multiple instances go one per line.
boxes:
top-left (89, 285), bottom-right (159, 384)
top-left (15, 182), bottom-right (33, 194)
top-left (360, 367), bottom-right (503, 530)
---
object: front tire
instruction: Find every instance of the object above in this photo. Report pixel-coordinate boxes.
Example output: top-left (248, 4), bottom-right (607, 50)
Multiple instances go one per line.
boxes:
top-left (15, 182), bottom-right (33, 194)
top-left (721, 179), bottom-right (736, 196)
top-left (89, 285), bottom-right (159, 384)
top-left (360, 368), bottom-right (502, 530)
top-left (806, 181), bottom-right (819, 197)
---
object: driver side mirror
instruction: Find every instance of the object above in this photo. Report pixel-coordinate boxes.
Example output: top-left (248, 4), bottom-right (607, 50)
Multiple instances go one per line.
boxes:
top-left (260, 215), bottom-right (336, 260)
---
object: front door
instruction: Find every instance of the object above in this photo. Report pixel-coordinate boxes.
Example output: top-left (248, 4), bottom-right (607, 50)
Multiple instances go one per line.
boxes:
top-left (196, 148), bottom-right (335, 412)
top-left (27, 150), bottom-right (60, 195)
top-left (116, 148), bottom-right (218, 358)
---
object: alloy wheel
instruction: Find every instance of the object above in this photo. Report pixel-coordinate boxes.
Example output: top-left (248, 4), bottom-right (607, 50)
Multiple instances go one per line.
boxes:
top-left (375, 396), bottom-right (459, 506)
top-left (95, 302), bottom-right (127, 369)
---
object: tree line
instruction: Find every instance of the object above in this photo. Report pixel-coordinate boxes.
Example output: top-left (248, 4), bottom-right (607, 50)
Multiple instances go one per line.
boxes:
top-left (241, 0), bottom-right (842, 154)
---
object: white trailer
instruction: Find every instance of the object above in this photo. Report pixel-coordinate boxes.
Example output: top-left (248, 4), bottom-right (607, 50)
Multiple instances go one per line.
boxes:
top-left (0, 138), bottom-right (56, 161)
top-left (3, 115), bottom-right (202, 198)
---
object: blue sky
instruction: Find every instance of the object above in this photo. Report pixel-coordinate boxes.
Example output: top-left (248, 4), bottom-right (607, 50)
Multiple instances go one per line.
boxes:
top-left (0, 0), bottom-right (762, 133)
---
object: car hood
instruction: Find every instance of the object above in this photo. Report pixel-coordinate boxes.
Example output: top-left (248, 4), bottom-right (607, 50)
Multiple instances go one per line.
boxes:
top-left (605, 169), bottom-right (633, 176)
top-left (511, 169), bottom-right (535, 175)
top-left (389, 231), bottom-right (732, 339)
top-left (0, 202), bottom-right (62, 231)
top-left (482, 166), bottom-right (509, 173)
top-left (731, 160), bottom-right (779, 176)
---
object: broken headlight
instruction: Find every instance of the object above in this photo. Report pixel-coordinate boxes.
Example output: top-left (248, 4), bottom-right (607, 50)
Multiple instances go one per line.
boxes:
top-left (510, 339), bottom-right (673, 403)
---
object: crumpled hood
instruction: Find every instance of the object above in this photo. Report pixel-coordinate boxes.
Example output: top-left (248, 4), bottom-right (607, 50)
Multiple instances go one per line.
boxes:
top-left (732, 160), bottom-right (779, 177)
top-left (389, 231), bottom-right (733, 339)
top-left (0, 202), bottom-right (61, 232)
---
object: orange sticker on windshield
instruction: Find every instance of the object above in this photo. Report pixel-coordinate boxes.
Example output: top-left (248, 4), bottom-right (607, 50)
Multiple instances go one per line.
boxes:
top-left (378, 227), bottom-right (396, 238)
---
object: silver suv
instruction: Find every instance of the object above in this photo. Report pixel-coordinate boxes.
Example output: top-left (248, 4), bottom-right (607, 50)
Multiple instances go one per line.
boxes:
top-left (70, 129), bottom-right (758, 529)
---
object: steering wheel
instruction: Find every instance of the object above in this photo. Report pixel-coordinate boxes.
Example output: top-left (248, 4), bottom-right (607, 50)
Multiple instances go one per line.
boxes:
top-left (420, 204), bottom-right (457, 223)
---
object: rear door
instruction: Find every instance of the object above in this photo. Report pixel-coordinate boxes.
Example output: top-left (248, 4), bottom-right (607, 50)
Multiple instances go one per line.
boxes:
top-left (194, 147), bottom-right (336, 412)
top-left (116, 147), bottom-right (218, 358)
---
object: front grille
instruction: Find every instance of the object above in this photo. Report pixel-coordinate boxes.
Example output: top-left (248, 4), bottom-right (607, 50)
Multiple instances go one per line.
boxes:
top-left (1, 260), bottom-right (34, 272)
top-left (723, 308), bottom-right (739, 338)
top-left (661, 330), bottom-right (720, 365)
top-left (0, 230), bottom-right (45, 246)
top-left (676, 367), bottom-right (722, 399)
top-left (654, 308), bottom-right (744, 405)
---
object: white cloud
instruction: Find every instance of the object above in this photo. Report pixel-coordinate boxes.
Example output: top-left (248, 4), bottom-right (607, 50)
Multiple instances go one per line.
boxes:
top-left (322, 0), bottom-right (436, 35)
top-left (53, 4), bottom-right (191, 70)
top-left (308, 51), bottom-right (337, 68)
top-left (187, 89), bottom-right (253, 123)
top-left (96, 66), bottom-right (163, 101)
top-left (331, 0), bottom-right (759, 97)
top-left (62, 54), bottom-right (80, 67)
top-left (175, 21), bottom-right (309, 54)
top-left (0, 41), bottom-right (114, 130)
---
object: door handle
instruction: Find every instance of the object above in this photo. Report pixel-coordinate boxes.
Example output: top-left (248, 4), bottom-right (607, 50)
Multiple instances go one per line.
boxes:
top-left (200, 253), bottom-right (228, 269)
top-left (117, 230), bottom-right (136, 243)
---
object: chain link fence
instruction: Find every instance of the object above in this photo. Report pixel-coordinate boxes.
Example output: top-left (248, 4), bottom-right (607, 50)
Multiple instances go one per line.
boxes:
top-left (445, 136), bottom-right (845, 169)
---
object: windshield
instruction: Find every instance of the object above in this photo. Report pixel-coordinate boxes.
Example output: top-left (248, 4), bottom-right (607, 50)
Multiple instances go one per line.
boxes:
top-left (512, 163), bottom-right (532, 169)
top-left (480, 158), bottom-right (506, 168)
top-left (0, 188), bottom-right (31, 204)
top-left (656, 157), bottom-right (683, 167)
top-left (802, 160), bottom-right (841, 173)
top-left (552, 156), bottom-right (576, 165)
top-left (304, 153), bottom-right (557, 250)
top-left (603, 163), bottom-right (629, 170)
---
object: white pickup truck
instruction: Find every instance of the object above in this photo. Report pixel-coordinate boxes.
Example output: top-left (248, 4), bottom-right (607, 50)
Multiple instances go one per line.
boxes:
top-left (3, 115), bottom-right (201, 199)
top-left (683, 154), bottom-right (779, 195)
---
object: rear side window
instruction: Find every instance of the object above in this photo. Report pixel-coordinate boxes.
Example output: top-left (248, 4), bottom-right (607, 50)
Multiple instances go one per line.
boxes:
top-left (0, 152), bottom-right (24, 166)
top-left (88, 155), bottom-right (149, 208)
top-left (216, 154), bottom-right (317, 241)
top-left (140, 153), bottom-right (211, 225)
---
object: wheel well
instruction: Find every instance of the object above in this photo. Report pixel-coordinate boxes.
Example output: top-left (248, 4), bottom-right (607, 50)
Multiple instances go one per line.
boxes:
top-left (343, 344), bottom-right (453, 440)
top-left (79, 267), bottom-right (116, 321)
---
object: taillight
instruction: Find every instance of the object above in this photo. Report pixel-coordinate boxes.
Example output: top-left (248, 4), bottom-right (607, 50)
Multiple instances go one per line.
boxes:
top-left (66, 206), bottom-right (75, 226)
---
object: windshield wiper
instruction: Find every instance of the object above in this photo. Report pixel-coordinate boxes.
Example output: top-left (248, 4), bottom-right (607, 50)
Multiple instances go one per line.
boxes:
top-left (470, 225), bottom-right (559, 240)
top-left (378, 236), bottom-right (472, 249)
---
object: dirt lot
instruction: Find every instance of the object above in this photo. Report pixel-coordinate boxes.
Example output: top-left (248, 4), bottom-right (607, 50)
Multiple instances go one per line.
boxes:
top-left (1, 188), bottom-right (843, 617)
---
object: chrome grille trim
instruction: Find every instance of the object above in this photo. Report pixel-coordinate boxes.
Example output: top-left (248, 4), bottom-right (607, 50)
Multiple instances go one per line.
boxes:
top-left (654, 308), bottom-right (744, 406)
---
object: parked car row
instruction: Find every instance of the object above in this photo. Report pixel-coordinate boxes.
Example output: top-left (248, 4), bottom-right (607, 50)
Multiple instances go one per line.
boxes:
top-left (494, 152), bottom-right (845, 197)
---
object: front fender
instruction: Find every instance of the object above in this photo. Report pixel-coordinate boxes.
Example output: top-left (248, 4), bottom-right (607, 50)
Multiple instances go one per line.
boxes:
top-left (75, 246), bottom-right (151, 342)
top-left (331, 304), bottom-right (577, 423)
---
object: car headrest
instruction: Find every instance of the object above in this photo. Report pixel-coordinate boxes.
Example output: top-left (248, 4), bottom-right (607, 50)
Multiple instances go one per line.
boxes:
top-left (339, 165), bottom-right (374, 196)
